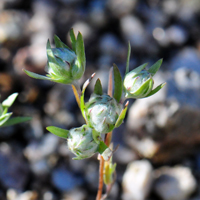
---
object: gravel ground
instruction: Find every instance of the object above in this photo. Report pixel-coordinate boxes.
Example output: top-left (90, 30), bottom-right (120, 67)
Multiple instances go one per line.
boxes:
top-left (1, 0), bottom-right (200, 199)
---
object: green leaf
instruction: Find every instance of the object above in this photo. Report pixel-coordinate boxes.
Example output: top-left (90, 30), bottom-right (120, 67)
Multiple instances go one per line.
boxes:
top-left (46, 40), bottom-right (63, 76)
top-left (98, 141), bottom-right (113, 161)
top-left (1, 117), bottom-right (31, 127)
top-left (2, 93), bottom-right (18, 108)
top-left (54, 35), bottom-right (70, 49)
top-left (145, 82), bottom-right (166, 98)
top-left (70, 29), bottom-right (76, 52)
top-left (76, 32), bottom-right (86, 70)
top-left (115, 101), bottom-right (129, 128)
top-left (46, 126), bottom-right (69, 139)
top-left (0, 104), bottom-right (3, 115)
top-left (130, 63), bottom-right (148, 76)
top-left (125, 42), bottom-right (131, 75)
top-left (148, 59), bottom-right (163, 76)
top-left (113, 64), bottom-right (122, 103)
top-left (23, 69), bottom-right (52, 81)
top-left (80, 73), bottom-right (95, 121)
top-left (133, 78), bottom-right (153, 98)
top-left (0, 113), bottom-right (12, 126)
top-left (94, 79), bottom-right (103, 95)
top-left (98, 141), bottom-right (108, 154)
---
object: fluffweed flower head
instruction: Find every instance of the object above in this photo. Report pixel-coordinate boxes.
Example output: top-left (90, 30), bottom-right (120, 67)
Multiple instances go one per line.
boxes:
top-left (24, 29), bottom-right (85, 86)
top-left (123, 43), bottom-right (166, 99)
top-left (85, 94), bottom-right (123, 134)
top-left (46, 125), bottom-right (113, 161)
top-left (80, 73), bottom-right (129, 135)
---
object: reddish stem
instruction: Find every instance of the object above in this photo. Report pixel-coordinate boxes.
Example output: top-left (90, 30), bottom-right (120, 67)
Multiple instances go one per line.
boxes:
top-left (96, 156), bottom-right (105, 200)
top-left (96, 67), bottom-right (114, 200)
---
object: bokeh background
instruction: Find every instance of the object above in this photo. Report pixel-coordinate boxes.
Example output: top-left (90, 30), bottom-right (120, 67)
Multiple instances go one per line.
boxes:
top-left (1, 0), bottom-right (200, 199)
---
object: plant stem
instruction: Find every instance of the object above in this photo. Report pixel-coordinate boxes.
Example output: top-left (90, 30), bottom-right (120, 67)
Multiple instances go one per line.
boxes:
top-left (71, 84), bottom-right (81, 107)
top-left (96, 67), bottom-right (114, 200)
top-left (96, 155), bottom-right (105, 200)
top-left (105, 67), bottom-right (114, 146)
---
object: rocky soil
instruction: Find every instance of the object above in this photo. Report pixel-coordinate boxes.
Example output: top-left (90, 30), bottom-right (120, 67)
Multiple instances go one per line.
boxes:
top-left (1, 0), bottom-right (200, 199)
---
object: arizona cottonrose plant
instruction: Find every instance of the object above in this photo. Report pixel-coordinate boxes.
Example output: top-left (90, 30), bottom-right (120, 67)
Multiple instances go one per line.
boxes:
top-left (24, 29), bottom-right (165, 200)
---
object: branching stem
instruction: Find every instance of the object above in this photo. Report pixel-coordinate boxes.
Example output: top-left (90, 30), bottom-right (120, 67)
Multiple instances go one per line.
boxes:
top-left (96, 155), bottom-right (105, 200)
top-left (96, 67), bottom-right (114, 200)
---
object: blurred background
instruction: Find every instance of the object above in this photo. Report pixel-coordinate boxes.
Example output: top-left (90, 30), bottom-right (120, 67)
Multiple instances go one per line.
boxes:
top-left (1, 0), bottom-right (200, 199)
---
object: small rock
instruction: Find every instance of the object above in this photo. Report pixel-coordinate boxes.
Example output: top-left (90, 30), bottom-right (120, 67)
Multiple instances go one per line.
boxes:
top-left (52, 167), bottom-right (83, 192)
top-left (114, 146), bottom-right (137, 164)
top-left (108, 0), bottom-right (137, 16)
top-left (154, 166), bottom-right (197, 200)
top-left (120, 15), bottom-right (146, 49)
top-left (24, 133), bottom-right (59, 162)
top-left (0, 10), bottom-right (28, 43)
top-left (30, 159), bottom-right (49, 175)
top-left (0, 143), bottom-right (29, 190)
top-left (88, 1), bottom-right (106, 27)
top-left (166, 25), bottom-right (188, 45)
top-left (122, 160), bottom-right (153, 200)
top-left (99, 34), bottom-right (122, 56)
top-left (7, 189), bottom-right (38, 200)
top-left (42, 191), bottom-right (56, 200)
top-left (62, 188), bottom-right (87, 200)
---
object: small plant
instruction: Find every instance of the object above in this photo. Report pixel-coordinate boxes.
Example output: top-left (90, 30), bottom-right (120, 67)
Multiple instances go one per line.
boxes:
top-left (24, 29), bottom-right (165, 199)
top-left (0, 93), bottom-right (31, 128)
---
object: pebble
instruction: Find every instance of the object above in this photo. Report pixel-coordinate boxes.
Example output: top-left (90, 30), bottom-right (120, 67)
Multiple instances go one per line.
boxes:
top-left (7, 189), bottom-right (38, 200)
top-left (122, 160), bottom-right (153, 200)
top-left (154, 166), bottom-right (197, 200)
top-left (120, 15), bottom-right (146, 49)
top-left (113, 146), bottom-right (137, 164)
top-left (62, 188), bottom-right (87, 200)
top-left (24, 133), bottom-right (59, 162)
top-left (88, 0), bottom-right (106, 27)
top-left (0, 10), bottom-right (28, 43)
top-left (99, 33), bottom-right (122, 56)
top-left (52, 167), bottom-right (83, 192)
top-left (0, 143), bottom-right (29, 190)
top-left (107, 0), bottom-right (137, 16)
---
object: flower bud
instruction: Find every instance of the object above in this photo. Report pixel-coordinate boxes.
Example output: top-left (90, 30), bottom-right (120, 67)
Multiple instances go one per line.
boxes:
top-left (124, 70), bottom-right (153, 98)
top-left (123, 59), bottom-right (165, 99)
top-left (85, 94), bottom-right (122, 134)
top-left (47, 125), bottom-right (113, 160)
top-left (24, 30), bottom-right (85, 86)
top-left (68, 125), bottom-right (100, 159)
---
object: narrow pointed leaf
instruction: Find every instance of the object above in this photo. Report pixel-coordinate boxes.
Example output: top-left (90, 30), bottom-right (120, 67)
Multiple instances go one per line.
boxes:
top-left (148, 59), bottom-right (163, 76)
top-left (46, 40), bottom-right (63, 76)
top-left (54, 35), bottom-right (70, 49)
top-left (0, 104), bottom-right (3, 115)
top-left (23, 70), bottom-right (52, 81)
top-left (125, 42), bottom-right (131, 75)
top-left (76, 32), bottom-right (86, 69)
top-left (133, 78), bottom-right (153, 98)
top-left (98, 141), bottom-right (108, 154)
top-left (115, 101), bottom-right (129, 128)
top-left (113, 64), bottom-right (122, 102)
top-left (80, 73), bottom-right (95, 121)
top-left (46, 126), bottom-right (69, 139)
top-left (108, 67), bottom-right (113, 96)
top-left (130, 63), bottom-right (148, 75)
top-left (145, 82), bottom-right (166, 98)
top-left (94, 79), bottom-right (103, 95)
top-left (1, 117), bottom-right (31, 127)
top-left (98, 141), bottom-right (112, 161)
top-left (2, 93), bottom-right (18, 108)
top-left (72, 85), bottom-right (80, 108)
top-left (70, 29), bottom-right (76, 52)
top-left (0, 113), bottom-right (12, 126)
